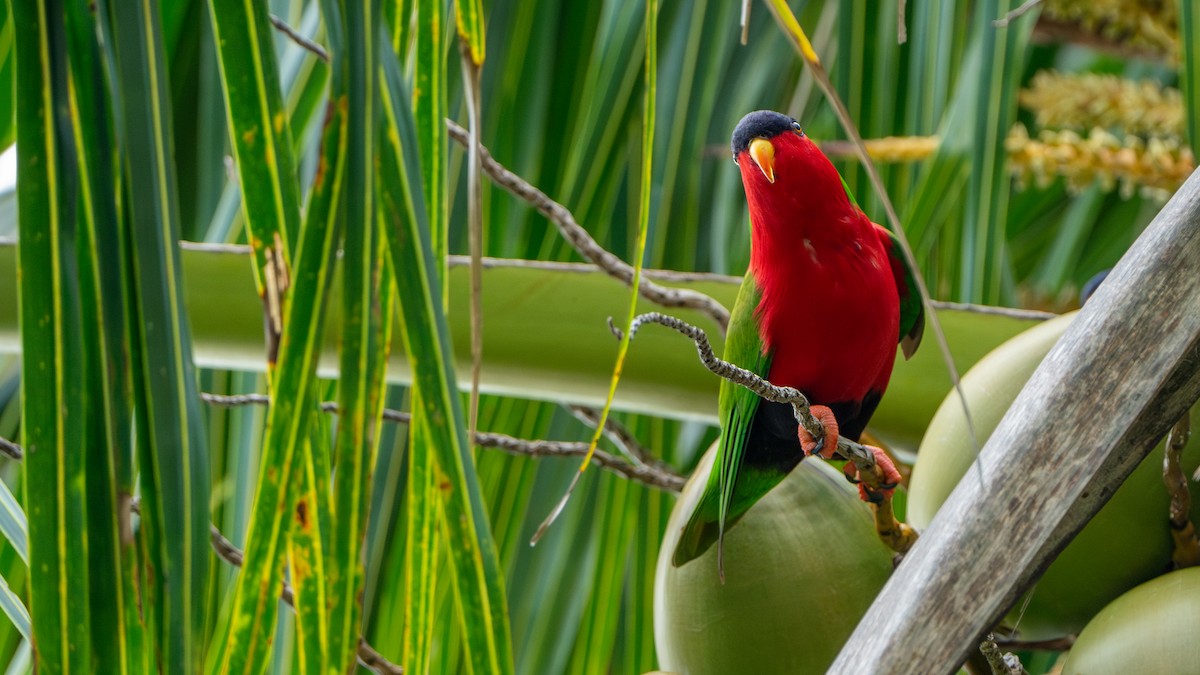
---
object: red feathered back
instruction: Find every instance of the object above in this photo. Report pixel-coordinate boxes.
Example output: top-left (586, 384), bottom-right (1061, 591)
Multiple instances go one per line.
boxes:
top-left (737, 131), bottom-right (900, 404)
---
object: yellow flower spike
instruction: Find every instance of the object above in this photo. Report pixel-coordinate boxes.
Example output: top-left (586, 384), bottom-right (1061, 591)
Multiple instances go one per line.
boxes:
top-left (1006, 124), bottom-right (1196, 200)
top-left (1017, 70), bottom-right (1185, 138)
top-left (863, 136), bottom-right (940, 162)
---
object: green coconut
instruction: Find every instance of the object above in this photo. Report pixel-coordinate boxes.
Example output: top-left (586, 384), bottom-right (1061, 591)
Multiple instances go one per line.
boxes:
top-left (1058, 567), bottom-right (1200, 674)
top-left (907, 312), bottom-right (1200, 640)
top-left (654, 444), bottom-right (894, 674)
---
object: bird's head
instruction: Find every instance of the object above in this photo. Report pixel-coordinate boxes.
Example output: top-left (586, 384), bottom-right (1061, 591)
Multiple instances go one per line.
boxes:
top-left (731, 110), bottom-right (807, 186)
top-left (731, 110), bottom-right (850, 233)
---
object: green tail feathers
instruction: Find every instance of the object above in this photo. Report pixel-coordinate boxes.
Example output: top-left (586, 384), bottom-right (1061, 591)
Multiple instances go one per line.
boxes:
top-left (672, 462), bottom-right (782, 568)
top-left (672, 489), bottom-right (723, 567)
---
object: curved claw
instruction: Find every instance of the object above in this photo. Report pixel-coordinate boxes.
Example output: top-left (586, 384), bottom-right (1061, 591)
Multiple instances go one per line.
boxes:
top-left (798, 405), bottom-right (840, 460)
top-left (851, 445), bottom-right (902, 503)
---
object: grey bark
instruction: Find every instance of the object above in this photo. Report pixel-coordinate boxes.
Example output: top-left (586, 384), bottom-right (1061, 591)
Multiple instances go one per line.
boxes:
top-left (831, 168), bottom-right (1200, 674)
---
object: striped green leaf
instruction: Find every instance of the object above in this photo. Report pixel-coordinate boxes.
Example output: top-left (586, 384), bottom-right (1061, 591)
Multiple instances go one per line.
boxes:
top-left (379, 46), bottom-right (515, 675)
top-left (960, 0), bottom-right (1036, 304)
top-left (415, 0), bottom-right (447, 268)
top-left (206, 0), bottom-right (303, 267)
top-left (406, 1), bottom-right (449, 669)
top-left (400, 414), bottom-right (440, 673)
top-left (205, 4), bottom-right (347, 670)
top-left (12, 2), bottom-right (92, 670)
top-left (63, 0), bottom-right (145, 670)
top-left (0, 2), bottom-right (13, 151)
top-left (324, 1), bottom-right (388, 671)
top-left (0, 480), bottom-right (24, 565)
top-left (0, 572), bottom-right (27, 643)
top-left (1179, 0), bottom-right (1200, 154)
top-left (106, 0), bottom-right (211, 671)
top-left (455, 0), bottom-right (485, 65)
top-left (288, 432), bottom-right (331, 675)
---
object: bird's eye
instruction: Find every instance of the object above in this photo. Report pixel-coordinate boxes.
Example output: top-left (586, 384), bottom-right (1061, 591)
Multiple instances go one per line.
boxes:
top-left (792, 121), bottom-right (803, 134)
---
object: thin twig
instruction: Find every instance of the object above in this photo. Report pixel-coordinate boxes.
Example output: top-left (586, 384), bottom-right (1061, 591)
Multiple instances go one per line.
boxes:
top-left (740, 0), bottom-right (752, 44)
top-left (1164, 413), bottom-right (1200, 568)
top-left (199, 393), bottom-right (685, 492)
top-left (612, 313), bottom-right (822, 432)
top-left (0, 437), bottom-right (21, 461)
top-left (927, 300), bottom-right (1056, 321)
top-left (445, 119), bottom-right (730, 333)
top-left (568, 405), bottom-right (654, 467)
top-left (897, 0), bottom-right (907, 43)
top-left (457, 38), bottom-right (487, 460)
top-left (269, 14), bottom-right (330, 62)
top-left (992, 0), bottom-right (1042, 28)
top-left (477, 431), bottom-right (684, 492)
top-left (991, 634), bottom-right (1075, 651)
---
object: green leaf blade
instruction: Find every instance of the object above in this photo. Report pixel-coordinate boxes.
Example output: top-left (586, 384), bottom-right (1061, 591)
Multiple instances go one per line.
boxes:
top-left (106, 0), bottom-right (213, 671)
top-left (379, 48), bottom-right (514, 675)
top-left (205, 0), bottom-right (304, 271)
top-left (1179, 0), bottom-right (1200, 154)
top-left (454, 0), bottom-right (485, 65)
top-left (13, 1), bottom-right (92, 670)
top-left (206, 4), bottom-right (347, 669)
top-left (63, 1), bottom-right (147, 671)
top-left (326, 1), bottom-right (385, 671)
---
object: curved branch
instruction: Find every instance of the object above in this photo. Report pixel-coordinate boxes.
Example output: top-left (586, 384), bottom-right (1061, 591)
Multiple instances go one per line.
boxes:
top-left (445, 119), bottom-right (730, 332)
top-left (199, 392), bottom-right (685, 492)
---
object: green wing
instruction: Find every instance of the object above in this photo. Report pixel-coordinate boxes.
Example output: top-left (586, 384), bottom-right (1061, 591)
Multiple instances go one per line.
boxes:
top-left (672, 272), bottom-right (771, 568)
top-left (841, 172), bottom-right (924, 357)
top-left (875, 224), bottom-right (925, 358)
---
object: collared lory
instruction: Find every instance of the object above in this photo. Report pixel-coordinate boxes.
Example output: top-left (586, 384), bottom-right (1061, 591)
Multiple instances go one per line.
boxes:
top-left (673, 110), bottom-right (924, 570)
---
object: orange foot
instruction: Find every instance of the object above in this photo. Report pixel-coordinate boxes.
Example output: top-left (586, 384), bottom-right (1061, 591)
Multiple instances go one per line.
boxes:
top-left (843, 445), bottom-right (902, 503)
top-left (798, 405), bottom-right (840, 460)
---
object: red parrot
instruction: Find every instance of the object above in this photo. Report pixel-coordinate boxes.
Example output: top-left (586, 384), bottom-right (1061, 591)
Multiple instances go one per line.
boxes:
top-left (673, 110), bottom-right (924, 569)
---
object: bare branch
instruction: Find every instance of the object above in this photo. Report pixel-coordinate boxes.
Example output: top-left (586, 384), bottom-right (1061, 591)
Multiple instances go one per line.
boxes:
top-left (992, 0), bottom-right (1042, 28)
top-left (0, 437), bottom-right (21, 461)
top-left (991, 634), bottom-right (1075, 651)
top-left (568, 405), bottom-right (656, 467)
top-left (269, 14), bottom-right (330, 62)
top-left (927, 301), bottom-right (1055, 321)
top-left (1164, 413), bottom-right (1200, 568)
top-left (478, 431), bottom-right (684, 492)
top-left (457, 37), bottom-right (487, 458)
top-left (445, 119), bottom-right (730, 333)
top-left (199, 392), bottom-right (685, 492)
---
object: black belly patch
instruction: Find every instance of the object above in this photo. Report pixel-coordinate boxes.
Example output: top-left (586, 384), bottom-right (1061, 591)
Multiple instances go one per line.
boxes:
top-left (744, 391), bottom-right (883, 473)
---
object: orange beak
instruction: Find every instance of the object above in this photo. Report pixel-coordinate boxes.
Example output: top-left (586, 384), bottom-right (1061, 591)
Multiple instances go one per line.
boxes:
top-left (749, 137), bottom-right (776, 184)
